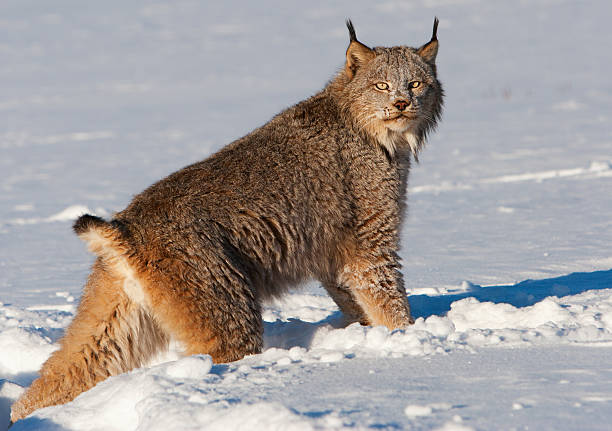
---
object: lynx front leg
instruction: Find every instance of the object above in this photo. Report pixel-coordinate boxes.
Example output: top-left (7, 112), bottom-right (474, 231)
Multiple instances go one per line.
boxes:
top-left (338, 150), bottom-right (415, 329)
top-left (339, 254), bottom-right (414, 329)
top-left (322, 281), bottom-right (370, 326)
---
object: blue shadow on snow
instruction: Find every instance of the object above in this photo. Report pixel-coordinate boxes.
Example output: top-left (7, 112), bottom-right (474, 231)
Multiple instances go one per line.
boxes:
top-left (410, 268), bottom-right (612, 319)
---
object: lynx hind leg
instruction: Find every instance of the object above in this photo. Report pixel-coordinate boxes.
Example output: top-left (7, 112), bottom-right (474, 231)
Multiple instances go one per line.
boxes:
top-left (145, 254), bottom-right (264, 363)
top-left (339, 255), bottom-right (414, 330)
top-left (10, 259), bottom-right (168, 423)
top-left (78, 214), bottom-right (263, 362)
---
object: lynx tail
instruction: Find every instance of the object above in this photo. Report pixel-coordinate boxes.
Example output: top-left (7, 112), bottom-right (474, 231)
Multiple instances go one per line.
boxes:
top-left (73, 214), bottom-right (129, 263)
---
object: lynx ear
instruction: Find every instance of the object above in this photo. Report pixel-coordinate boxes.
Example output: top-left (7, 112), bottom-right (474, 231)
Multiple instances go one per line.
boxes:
top-left (417, 17), bottom-right (439, 65)
top-left (345, 20), bottom-right (375, 80)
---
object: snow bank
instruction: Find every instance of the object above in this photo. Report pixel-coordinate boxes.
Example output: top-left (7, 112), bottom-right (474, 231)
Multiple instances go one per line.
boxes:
top-left (8, 355), bottom-right (346, 431)
top-left (7, 205), bottom-right (108, 226)
top-left (4, 289), bottom-right (612, 382)
top-left (0, 306), bottom-right (69, 380)
top-left (3, 287), bottom-right (612, 429)
top-left (259, 289), bottom-right (612, 366)
top-left (0, 328), bottom-right (56, 376)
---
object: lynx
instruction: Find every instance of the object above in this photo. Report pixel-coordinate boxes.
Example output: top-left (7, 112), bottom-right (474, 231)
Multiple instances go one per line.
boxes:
top-left (11, 19), bottom-right (443, 423)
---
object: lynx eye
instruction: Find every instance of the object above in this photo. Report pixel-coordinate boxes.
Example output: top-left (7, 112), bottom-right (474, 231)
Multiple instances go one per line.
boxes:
top-left (409, 81), bottom-right (421, 89)
top-left (374, 82), bottom-right (390, 91)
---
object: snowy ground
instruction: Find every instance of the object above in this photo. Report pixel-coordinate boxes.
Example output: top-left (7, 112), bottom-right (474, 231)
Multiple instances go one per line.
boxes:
top-left (1, 0), bottom-right (612, 430)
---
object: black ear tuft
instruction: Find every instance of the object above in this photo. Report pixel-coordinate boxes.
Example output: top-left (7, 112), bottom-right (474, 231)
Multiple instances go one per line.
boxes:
top-left (417, 17), bottom-right (440, 66)
top-left (431, 17), bottom-right (439, 42)
top-left (344, 19), bottom-right (375, 79)
top-left (346, 19), bottom-right (357, 42)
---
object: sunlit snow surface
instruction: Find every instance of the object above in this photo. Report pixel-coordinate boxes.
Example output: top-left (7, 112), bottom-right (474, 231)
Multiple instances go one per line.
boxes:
top-left (1, 0), bottom-right (612, 430)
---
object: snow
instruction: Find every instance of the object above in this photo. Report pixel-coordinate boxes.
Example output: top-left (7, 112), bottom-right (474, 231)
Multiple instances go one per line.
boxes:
top-left (1, 0), bottom-right (612, 430)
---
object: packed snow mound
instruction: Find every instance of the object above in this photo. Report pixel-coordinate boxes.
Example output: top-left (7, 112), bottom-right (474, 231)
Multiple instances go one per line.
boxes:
top-left (6, 205), bottom-right (111, 226)
top-left (4, 286), bottom-right (612, 430)
top-left (264, 289), bottom-right (612, 362)
top-left (0, 328), bottom-right (57, 376)
top-left (3, 287), bottom-right (612, 383)
top-left (7, 355), bottom-right (346, 431)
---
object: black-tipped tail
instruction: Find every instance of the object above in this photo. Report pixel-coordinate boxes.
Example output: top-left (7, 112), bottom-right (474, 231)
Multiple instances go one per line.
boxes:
top-left (73, 214), bottom-right (108, 235)
top-left (73, 214), bottom-right (131, 262)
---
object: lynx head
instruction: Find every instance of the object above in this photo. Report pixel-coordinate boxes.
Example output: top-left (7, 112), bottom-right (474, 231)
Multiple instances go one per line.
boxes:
top-left (333, 19), bottom-right (443, 159)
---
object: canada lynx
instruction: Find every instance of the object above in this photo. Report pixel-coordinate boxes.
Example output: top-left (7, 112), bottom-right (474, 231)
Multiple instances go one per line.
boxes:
top-left (11, 19), bottom-right (443, 423)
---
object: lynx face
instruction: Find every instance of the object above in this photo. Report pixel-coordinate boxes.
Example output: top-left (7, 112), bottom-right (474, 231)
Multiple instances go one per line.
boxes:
top-left (339, 20), bottom-right (443, 158)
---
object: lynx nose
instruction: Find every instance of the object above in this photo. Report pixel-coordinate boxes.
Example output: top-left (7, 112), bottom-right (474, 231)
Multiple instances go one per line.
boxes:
top-left (393, 100), bottom-right (410, 111)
